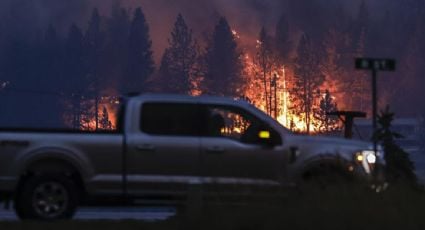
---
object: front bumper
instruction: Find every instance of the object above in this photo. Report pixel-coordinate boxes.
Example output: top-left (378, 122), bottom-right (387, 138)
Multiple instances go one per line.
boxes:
top-left (350, 162), bottom-right (388, 192)
top-left (370, 164), bottom-right (388, 192)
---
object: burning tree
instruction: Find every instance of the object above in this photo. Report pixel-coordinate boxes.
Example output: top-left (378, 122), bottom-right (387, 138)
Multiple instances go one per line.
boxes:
top-left (313, 90), bottom-right (340, 133)
top-left (251, 27), bottom-right (279, 118)
top-left (319, 28), bottom-right (347, 100)
top-left (292, 34), bottom-right (325, 134)
top-left (99, 106), bottom-right (113, 130)
top-left (158, 14), bottom-right (199, 95)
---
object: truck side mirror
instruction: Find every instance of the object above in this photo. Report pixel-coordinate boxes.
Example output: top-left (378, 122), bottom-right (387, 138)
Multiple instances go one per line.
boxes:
top-left (258, 130), bottom-right (271, 139)
top-left (257, 129), bottom-right (281, 147)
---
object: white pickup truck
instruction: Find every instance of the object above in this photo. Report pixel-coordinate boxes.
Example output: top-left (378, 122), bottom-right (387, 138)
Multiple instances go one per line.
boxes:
top-left (0, 94), bottom-right (384, 220)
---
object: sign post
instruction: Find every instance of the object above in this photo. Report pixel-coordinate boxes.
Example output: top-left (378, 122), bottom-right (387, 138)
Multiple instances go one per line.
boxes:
top-left (355, 58), bottom-right (396, 172)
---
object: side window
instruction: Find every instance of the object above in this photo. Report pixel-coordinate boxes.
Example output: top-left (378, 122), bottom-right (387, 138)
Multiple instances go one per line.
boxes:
top-left (204, 105), bottom-right (270, 144)
top-left (141, 103), bottom-right (199, 136)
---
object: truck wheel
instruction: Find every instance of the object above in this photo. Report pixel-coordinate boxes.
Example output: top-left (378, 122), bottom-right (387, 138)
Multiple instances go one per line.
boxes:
top-left (14, 174), bottom-right (79, 220)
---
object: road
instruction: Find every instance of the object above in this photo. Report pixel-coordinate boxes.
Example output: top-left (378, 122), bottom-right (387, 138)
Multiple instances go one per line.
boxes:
top-left (0, 204), bottom-right (176, 221)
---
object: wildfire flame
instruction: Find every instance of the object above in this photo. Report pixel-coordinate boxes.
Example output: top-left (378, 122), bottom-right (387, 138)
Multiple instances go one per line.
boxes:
top-left (236, 28), bottom-right (340, 134)
top-left (75, 29), bottom-right (344, 134)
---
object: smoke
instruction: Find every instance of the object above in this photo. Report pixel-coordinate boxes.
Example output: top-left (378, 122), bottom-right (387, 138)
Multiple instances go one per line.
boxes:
top-left (84, 0), bottom-right (288, 60)
top-left (0, 0), bottom-right (363, 59)
top-left (0, 0), bottom-right (422, 116)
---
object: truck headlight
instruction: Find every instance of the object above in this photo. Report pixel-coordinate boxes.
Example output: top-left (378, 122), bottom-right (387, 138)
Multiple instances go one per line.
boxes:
top-left (355, 150), bottom-right (378, 164)
top-left (355, 150), bottom-right (378, 174)
top-left (361, 150), bottom-right (377, 164)
top-left (366, 153), bottom-right (377, 164)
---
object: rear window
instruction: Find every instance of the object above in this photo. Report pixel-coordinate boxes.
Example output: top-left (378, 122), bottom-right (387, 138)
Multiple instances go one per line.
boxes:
top-left (140, 103), bottom-right (200, 136)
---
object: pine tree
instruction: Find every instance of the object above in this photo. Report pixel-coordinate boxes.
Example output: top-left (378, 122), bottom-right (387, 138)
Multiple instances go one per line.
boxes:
top-left (64, 24), bottom-right (85, 129)
top-left (275, 14), bottom-right (292, 65)
top-left (203, 17), bottom-right (244, 97)
top-left (39, 24), bottom-right (63, 127)
top-left (420, 111), bottom-right (425, 152)
top-left (347, 0), bottom-right (370, 112)
top-left (318, 27), bottom-right (349, 109)
top-left (293, 34), bottom-right (324, 134)
top-left (124, 7), bottom-right (154, 94)
top-left (84, 8), bottom-right (105, 130)
top-left (158, 14), bottom-right (198, 94)
top-left (313, 90), bottom-right (340, 133)
top-left (353, 0), bottom-right (369, 44)
top-left (105, 2), bottom-right (130, 91)
top-left (99, 106), bottom-right (112, 130)
top-left (253, 27), bottom-right (276, 117)
top-left (374, 106), bottom-right (417, 186)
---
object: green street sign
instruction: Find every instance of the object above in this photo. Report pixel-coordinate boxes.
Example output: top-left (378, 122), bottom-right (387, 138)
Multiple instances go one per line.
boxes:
top-left (355, 58), bottom-right (396, 71)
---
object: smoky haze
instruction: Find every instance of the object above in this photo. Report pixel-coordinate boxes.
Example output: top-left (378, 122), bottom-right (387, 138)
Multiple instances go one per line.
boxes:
top-left (0, 0), bottom-right (413, 59)
top-left (0, 0), bottom-right (423, 128)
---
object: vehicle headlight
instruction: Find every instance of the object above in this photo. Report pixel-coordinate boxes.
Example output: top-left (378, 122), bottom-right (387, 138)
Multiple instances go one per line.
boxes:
top-left (359, 150), bottom-right (377, 164)
top-left (366, 153), bottom-right (377, 164)
top-left (354, 150), bottom-right (380, 174)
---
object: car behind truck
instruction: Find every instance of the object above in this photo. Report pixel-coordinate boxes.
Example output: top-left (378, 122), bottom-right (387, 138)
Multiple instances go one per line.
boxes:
top-left (0, 94), bottom-right (384, 220)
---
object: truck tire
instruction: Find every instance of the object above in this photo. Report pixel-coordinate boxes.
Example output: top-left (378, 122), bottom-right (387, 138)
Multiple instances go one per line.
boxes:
top-left (14, 174), bottom-right (79, 220)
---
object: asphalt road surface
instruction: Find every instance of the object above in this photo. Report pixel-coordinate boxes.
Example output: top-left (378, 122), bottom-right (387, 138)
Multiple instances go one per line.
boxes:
top-left (0, 204), bottom-right (176, 221)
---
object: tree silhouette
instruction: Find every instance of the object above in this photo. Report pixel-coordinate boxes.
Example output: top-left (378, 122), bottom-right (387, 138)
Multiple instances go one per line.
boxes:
top-left (105, 3), bottom-right (130, 93)
top-left (252, 27), bottom-right (277, 117)
top-left (84, 8), bottom-right (105, 130)
top-left (345, 0), bottom-right (370, 112)
top-left (124, 7), bottom-right (154, 95)
top-left (352, 0), bottom-right (369, 47)
top-left (275, 14), bottom-right (292, 65)
top-left (313, 90), bottom-right (340, 133)
top-left (64, 24), bottom-right (85, 129)
top-left (99, 106), bottom-right (112, 130)
top-left (38, 24), bottom-right (63, 127)
top-left (420, 111), bottom-right (425, 152)
top-left (203, 17), bottom-right (244, 97)
top-left (293, 34), bottom-right (324, 134)
top-left (158, 14), bottom-right (199, 94)
top-left (374, 106), bottom-right (417, 186)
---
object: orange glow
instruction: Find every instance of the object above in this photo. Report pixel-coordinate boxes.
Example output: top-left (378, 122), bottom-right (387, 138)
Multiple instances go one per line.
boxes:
top-left (238, 29), bottom-right (341, 133)
top-left (68, 94), bottom-right (120, 131)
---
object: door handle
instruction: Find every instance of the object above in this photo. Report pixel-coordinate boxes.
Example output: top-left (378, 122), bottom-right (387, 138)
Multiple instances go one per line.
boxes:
top-left (206, 146), bottom-right (225, 154)
top-left (136, 144), bottom-right (156, 152)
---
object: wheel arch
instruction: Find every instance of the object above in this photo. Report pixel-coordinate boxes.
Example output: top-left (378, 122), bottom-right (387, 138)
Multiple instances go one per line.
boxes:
top-left (298, 154), bottom-right (353, 181)
top-left (15, 147), bottom-right (90, 195)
